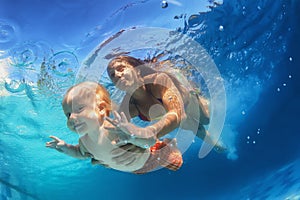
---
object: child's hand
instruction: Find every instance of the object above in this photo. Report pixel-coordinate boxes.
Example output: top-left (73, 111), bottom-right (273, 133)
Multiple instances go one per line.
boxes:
top-left (105, 111), bottom-right (157, 148)
top-left (45, 135), bottom-right (67, 152)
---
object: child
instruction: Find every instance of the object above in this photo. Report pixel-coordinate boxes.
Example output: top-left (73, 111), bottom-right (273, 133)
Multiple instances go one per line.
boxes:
top-left (45, 81), bottom-right (182, 174)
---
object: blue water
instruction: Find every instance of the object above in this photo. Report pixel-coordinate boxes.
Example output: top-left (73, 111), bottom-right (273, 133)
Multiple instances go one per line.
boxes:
top-left (0, 0), bottom-right (299, 199)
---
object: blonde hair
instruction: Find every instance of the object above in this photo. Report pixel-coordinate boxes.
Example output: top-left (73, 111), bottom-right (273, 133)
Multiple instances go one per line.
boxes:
top-left (65, 81), bottom-right (112, 116)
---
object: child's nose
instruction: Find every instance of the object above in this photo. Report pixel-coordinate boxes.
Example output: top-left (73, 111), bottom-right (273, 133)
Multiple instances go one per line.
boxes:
top-left (69, 113), bottom-right (77, 123)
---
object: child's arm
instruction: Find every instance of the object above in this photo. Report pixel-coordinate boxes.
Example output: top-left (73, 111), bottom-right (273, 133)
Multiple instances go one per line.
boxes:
top-left (105, 112), bottom-right (157, 149)
top-left (46, 135), bottom-right (90, 159)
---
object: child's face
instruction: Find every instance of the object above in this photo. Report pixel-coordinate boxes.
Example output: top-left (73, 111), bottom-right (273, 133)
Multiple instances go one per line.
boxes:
top-left (62, 86), bottom-right (103, 136)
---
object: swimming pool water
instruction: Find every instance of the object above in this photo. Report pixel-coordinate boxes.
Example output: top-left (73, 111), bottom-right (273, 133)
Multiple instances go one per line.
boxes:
top-left (0, 0), bottom-right (299, 199)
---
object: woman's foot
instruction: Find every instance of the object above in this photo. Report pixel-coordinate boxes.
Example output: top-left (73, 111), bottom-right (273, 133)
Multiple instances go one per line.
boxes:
top-left (213, 141), bottom-right (228, 153)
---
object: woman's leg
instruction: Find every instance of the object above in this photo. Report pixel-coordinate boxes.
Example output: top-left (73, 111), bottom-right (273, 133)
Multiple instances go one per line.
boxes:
top-left (196, 124), bottom-right (227, 153)
top-left (197, 95), bottom-right (210, 125)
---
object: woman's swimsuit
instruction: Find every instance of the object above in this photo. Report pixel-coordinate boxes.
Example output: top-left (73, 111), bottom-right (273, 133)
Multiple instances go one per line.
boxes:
top-left (134, 98), bottom-right (163, 121)
top-left (132, 90), bottom-right (200, 122)
top-left (138, 112), bottom-right (150, 121)
top-left (129, 87), bottom-right (163, 121)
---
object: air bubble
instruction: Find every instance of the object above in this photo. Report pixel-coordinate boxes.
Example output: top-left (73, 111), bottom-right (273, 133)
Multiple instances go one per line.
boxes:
top-left (0, 20), bottom-right (18, 47)
top-left (49, 51), bottom-right (79, 77)
top-left (9, 42), bottom-right (39, 68)
top-left (289, 57), bottom-right (293, 61)
top-left (219, 25), bottom-right (224, 31)
top-left (188, 15), bottom-right (201, 28)
top-left (4, 73), bottom-right (26, 94)
top-left (161, 1), bottom-right (168, 8)
top-left (0, 26), bottom-right (12, 43)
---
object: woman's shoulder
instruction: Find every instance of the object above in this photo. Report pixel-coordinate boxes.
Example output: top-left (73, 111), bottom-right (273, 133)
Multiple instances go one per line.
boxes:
top-left (144, 72), bottom-right (172, 83)
top-left (143, 72), bottom-right (159, 82)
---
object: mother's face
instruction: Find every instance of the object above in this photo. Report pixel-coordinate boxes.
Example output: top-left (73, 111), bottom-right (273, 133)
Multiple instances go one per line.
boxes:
top-left (107, 61), bottom-right (140, 91)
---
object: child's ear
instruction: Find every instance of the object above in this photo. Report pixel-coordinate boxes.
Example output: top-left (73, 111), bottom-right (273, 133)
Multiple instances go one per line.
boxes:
top-left (98, 101), bottom-right (107, 116)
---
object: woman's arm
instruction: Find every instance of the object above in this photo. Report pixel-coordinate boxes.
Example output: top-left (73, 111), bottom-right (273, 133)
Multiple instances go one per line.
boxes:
top-left (146, 73), bottom-right (186, 138)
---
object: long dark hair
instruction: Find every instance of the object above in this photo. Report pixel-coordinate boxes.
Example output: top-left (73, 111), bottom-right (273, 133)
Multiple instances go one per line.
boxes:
top-left (107, 55), bottom-right (157, 77)
top-left (107, 55), bottom-right (189, 96)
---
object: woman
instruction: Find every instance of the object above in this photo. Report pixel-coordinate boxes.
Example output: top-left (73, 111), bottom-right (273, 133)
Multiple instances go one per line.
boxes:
top-left (106, 55), bottom-right (226, 152)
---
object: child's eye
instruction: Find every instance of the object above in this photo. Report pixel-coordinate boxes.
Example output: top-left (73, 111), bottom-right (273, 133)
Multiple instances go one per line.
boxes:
top-left (78, 106), bottom-right (85, 112)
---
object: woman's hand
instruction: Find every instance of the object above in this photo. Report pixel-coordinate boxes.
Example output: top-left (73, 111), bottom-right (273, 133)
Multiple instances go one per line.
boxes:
top-left (110, 143), bottom-right (147, 166)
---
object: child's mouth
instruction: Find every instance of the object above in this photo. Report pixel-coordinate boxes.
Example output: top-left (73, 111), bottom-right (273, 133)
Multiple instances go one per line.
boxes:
top-left (74, 123), bottom-right (84, 130)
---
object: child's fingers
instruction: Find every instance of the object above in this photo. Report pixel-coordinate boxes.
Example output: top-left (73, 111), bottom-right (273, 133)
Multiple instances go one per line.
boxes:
top-left (46, 140), bottom-right (56, 145)
top-left (45, 143), bottom-right (52, 147)
top-left (104, 127), bottom-right (123, 135)
top-left (49, 135), bottom-right (60, 142)
top-left (103, 124), bottom-right (117, 130)
top-left (120, 112), bottom-right (128, 123)
top-left (105, 117), bottom-right (119, 127)
top-left (45, 140), bottom-right (57, 148)
top-left (113, 111), bottom-right (121, 122)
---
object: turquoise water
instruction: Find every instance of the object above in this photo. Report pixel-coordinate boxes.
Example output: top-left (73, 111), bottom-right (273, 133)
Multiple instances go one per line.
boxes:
top-left (0, 0), bottom-right (300, 199)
